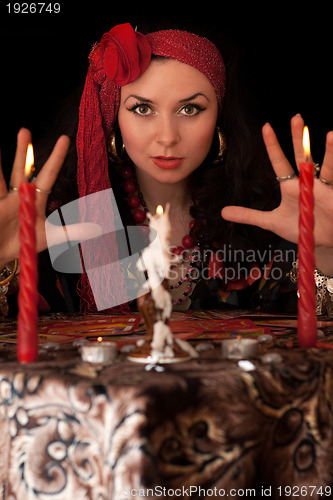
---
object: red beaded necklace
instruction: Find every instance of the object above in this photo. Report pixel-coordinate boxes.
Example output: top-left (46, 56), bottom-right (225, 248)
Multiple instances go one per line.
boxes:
top-left (120, 165), bottom-right (199, 306)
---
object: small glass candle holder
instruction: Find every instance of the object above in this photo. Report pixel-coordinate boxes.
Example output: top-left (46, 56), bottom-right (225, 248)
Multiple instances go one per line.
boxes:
top-left (80, 340), bottom-right (117, 364)
top-left (222, 338), bottom-right (258, 359)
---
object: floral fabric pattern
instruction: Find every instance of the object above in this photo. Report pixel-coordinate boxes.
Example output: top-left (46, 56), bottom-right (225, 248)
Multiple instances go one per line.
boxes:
top-left (0, 345), bottom-right (333, 499)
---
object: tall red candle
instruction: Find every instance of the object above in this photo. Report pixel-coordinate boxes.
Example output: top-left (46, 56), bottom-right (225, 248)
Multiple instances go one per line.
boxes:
top-left (297, 126), bottom-right (317, 347)
top-left (17, 144), bottom-right (39, 362)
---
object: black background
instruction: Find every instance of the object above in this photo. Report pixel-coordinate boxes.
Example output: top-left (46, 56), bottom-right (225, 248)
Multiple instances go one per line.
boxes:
top-left (0, 2), bottom-right (332, 180)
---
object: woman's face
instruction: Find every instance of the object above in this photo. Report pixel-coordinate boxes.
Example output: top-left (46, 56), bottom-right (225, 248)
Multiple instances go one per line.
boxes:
top-left (118, 59), bottom-right (219, 184)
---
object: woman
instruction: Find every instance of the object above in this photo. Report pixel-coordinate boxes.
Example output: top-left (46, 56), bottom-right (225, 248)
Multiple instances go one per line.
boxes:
top-left (1, 23), bottom-right (333, 315)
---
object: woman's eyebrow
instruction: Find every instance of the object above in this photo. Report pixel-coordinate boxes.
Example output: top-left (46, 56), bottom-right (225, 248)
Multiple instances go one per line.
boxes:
top-left (178, 92), bottom-right (210, 103)
top-left (123, 94), bottom-right (154, 104)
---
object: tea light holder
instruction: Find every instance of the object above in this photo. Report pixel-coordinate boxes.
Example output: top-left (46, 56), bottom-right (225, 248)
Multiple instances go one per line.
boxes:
top-left (80, 340), bottom-right (118, 363)
top-left (222, 338), bottom-right (258, 359)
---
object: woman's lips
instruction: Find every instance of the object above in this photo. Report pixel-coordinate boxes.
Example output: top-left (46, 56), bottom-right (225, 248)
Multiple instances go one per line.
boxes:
top-left (152, 156), bottom-right (184, 169)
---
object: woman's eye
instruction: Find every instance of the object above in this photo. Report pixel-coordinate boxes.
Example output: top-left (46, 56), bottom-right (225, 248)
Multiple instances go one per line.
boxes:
top-left (178, 104), bottom-right (204, 116)
top-left (130, 104), bottom-right (152, 115)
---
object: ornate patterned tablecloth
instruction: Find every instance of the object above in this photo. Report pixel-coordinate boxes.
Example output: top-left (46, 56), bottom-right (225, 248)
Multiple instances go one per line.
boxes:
top-left (0, 312), bottom-right (333, 499)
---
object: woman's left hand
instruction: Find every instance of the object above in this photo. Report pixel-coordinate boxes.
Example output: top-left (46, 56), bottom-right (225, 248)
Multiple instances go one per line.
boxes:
top-left (221, 114), bottom-right (333, 275)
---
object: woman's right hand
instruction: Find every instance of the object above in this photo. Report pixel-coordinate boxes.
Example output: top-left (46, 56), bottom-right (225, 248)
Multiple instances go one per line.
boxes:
top-left (0, 128), bottom-right (102, 269)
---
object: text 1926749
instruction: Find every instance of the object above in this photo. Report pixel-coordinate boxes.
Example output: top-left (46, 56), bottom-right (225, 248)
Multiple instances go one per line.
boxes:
top-left (5, 3), bottom-right (61, 14)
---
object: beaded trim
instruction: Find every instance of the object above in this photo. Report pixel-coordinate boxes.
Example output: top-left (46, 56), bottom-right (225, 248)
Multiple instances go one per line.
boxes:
top-left (169, 247), bottom-right (200, 306)
top-left (314, 267), bottom-right (333, 316)
top-left (290, 260), bottom-right (333, 316)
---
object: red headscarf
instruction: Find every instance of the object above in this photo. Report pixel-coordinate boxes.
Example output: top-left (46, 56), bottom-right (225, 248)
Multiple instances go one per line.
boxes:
top-left (76, 23), bottom-right (226, 312)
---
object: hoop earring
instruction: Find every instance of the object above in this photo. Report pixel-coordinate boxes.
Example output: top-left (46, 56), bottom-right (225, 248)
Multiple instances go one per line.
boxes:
top-left (213, 127), bottom-right (225, 164)
top-left (109, 130), bottom-right (127, 163)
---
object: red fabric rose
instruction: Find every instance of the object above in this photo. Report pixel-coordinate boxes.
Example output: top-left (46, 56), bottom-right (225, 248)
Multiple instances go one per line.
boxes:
top-left (100, 23), bottom-right (151, 86)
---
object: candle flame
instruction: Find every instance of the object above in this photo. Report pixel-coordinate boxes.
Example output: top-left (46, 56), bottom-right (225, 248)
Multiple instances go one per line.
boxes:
top-left (97, 336), bottom-right (103, 342)
top-left (25, 144), bottom-right (34, 178)
top-left (302, 126), bottom-right (311, 160)
top-left (156, 204), bottom-right (164, 215)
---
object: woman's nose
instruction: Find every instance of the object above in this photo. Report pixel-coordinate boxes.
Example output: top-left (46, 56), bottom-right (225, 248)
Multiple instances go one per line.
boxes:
top-left (154, 117), bottom-right (180, 148)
